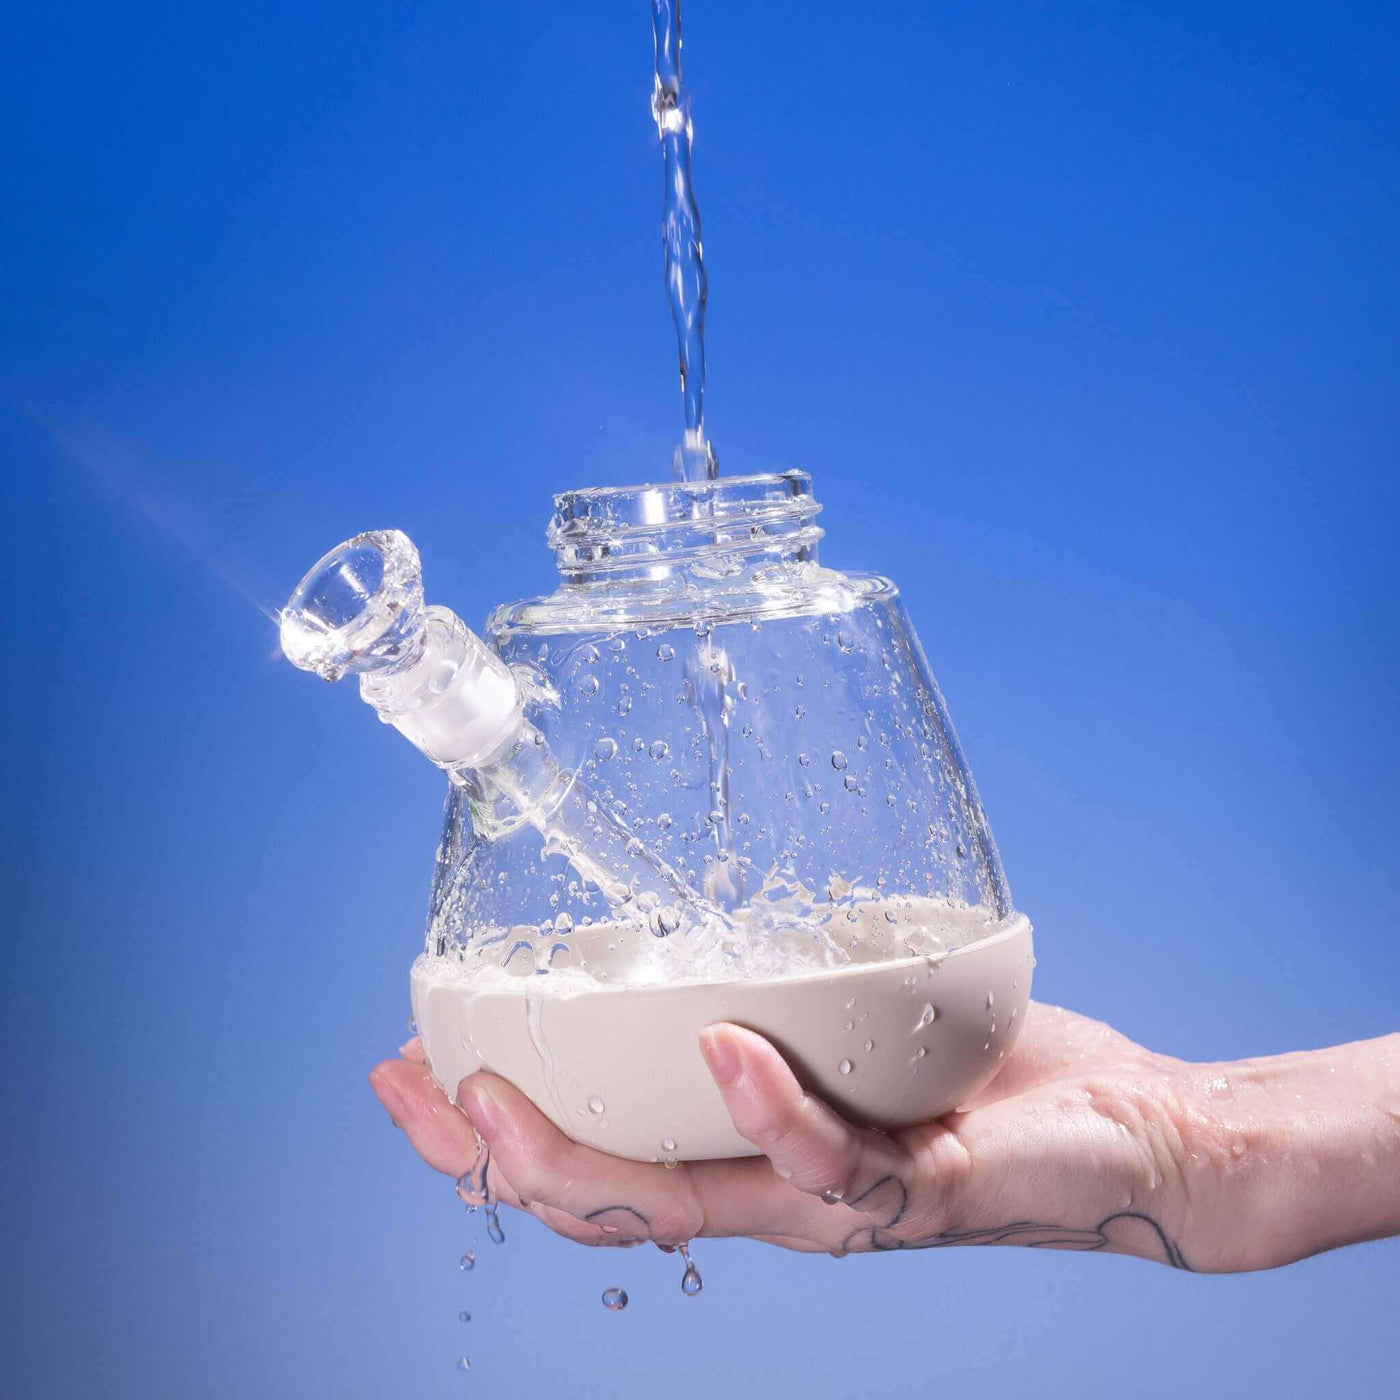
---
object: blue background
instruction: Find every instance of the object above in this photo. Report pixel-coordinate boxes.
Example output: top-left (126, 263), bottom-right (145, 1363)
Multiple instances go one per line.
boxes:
top-left (2, 2), bottom-right (1397, 1395)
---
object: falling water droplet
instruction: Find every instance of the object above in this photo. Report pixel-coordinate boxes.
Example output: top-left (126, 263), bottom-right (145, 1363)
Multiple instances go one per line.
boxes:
top-left (678, 1243), bottom-right (703, 1297)
top-left (486, 1208), bottom-right (505, 1245)
top-left (602, 1287), bottom-right (629, 1311)
top-left (459, 1252), bottom-right (475, 1271)
top-left (459, 1311), bottom-right (471, 1323)
top-left (457, 1357), bottom-right (472, 1372)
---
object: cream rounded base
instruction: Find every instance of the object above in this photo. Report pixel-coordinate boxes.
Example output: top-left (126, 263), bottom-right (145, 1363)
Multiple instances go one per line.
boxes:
top-left (411, 912), bottom-right (1034, 1163)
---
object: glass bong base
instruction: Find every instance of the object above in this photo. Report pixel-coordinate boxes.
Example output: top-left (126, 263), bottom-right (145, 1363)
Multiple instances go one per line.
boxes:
top-left (411, 901), bottom-right (1033, 1162)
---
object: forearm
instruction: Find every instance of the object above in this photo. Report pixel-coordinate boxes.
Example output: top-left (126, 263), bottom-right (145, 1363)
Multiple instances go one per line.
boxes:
top-left (1179, 1032), bottom-right (1400, 1271)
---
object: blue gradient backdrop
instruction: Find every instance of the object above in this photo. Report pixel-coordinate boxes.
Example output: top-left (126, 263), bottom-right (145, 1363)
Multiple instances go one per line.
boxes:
top-left (2, 3), bottom-right (1397, 1396)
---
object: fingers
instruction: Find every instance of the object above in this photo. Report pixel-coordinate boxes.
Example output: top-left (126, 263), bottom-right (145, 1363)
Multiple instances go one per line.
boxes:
top-left (460, 1072), bottom-right (710, 1245)
top-left (699, 1024), bottom-right (914, 1224)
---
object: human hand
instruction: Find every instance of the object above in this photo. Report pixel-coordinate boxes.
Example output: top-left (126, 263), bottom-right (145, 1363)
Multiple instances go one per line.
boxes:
top-left (369, 1004), bottom-right (1400, 1273)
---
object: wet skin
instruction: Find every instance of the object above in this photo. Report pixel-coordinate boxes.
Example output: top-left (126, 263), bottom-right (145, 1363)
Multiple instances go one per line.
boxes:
top-left (370, 1003), bottom-right (1400, 1273)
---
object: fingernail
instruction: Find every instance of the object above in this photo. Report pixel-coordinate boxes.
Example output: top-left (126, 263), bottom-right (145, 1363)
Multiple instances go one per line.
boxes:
top-left (460, 1076), bottom-right (501, 1138)
top-left (700, 1027), bottom-right (742, 1087)
top-left (371, 1071), bottom-right (406, 1126)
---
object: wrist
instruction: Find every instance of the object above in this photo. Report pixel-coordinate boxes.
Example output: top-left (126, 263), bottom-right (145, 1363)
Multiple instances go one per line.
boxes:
top-left (1178, 1033), bottom-right (1400, 1271)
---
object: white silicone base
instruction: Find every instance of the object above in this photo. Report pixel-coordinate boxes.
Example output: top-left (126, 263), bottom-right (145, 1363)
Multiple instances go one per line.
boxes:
top-left (411, 913), bottom-right (1033, 1163)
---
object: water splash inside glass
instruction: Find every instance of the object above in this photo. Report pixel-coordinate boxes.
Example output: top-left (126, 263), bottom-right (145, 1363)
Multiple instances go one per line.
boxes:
top-left (651, 0), bottom-right (716, 481)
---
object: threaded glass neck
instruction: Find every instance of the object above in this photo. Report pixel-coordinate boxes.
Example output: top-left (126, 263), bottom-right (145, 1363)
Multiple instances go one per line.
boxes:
top-left (548, 471), bottom-right (823, 585)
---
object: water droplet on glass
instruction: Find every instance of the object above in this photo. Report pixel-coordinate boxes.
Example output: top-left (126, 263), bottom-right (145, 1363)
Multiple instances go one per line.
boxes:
top-left (838, 1059), bottom-right (853, 1075)
top-left (917, 1003), bottom-right (937, 1029)
top-left (863, 1039), bottom-right (874, 1053)
top-left (986, 991), bottom-right (995, 1009)
top-left (661, 1137), bottom-right (676, 1152)
top-left (831, 750), bottom-right (848, 771)
top-left (820, 1187), bottom-right (845, 1205)
top-left (794, 705), bottom-right (806, 719)
top-left (657, 644), bottom-right (676, 662)
top-left (837, 629), bottom-right (854, 652)
top-left (587, 1095), bottom-right (605, 1115)
top-left (554, 911), bottom-right (574, 935)
top-left (707, 809), bottom-right (725, 826)
top-left (602, 1287), bottom-right (629, 1311)
top-left (916, 1046), bottom-right (928, 1059)
top-left (656, 812), bottom-right (674, 830)
top-left (617, 694), bottom-right (633, 716)
top-left (843, 1019), bottom-right (853, 1032)
top-left (843, 775), bottom-right (860, 792)
top-left (593, 737), bottom-right (618, 761)
top-left (649, 740), bottom-right (670, 760)
top-left (459, 1252), bottom-right (475, 1271)
top-left (884, 909), bottom-right (899, 924)
top-left (819, 801), bottom-right (831, 815)
top-left (579, 675), bottom-right (600, 697)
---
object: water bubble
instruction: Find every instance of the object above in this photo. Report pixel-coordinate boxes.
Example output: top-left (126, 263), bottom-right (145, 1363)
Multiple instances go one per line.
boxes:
top-left (916, 1046), bottom-right (928, 1059)
top-left (831, 750), bottom-right (848, 771)
top-left (707, 809), bottom-right (725, 826)
top-left (602, 1288), bottom-right (629, 1311)
top-left (617, 694), bottom-right (633, 716)
top-left (459, 1251), bottom-right (476, 1271)
top-left (843, 774), bottom-right (860, 792)
top-left (819, 801), bottom-right (831, 815)
top-left (459, 1311), bottom-right (471, 1323)
top-left (656, 812), bottom-right (674, 830)
top-left (798, 752), bottom-right (810, 767)
top-left (917, 1003), bottom-right (937, 1029)
top-left (594, 737), bottom-right (618, 761)
top-left (657, 644), bottom-right (676, 662)
top-left (884, 909), bottom-right (899, 924)
top-left (838, 1059), bottom-right (853, 1075)
top-left (587, 1095), bottom-right (605, 1115)
top-left (794, 705), bottom-right (806, 719)
top-left (649, 740), bottom-right (670, 760)
top-left (857, 735), bottom-right (868, 750)
top-left (579, 675), bottom-right (600, 697)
